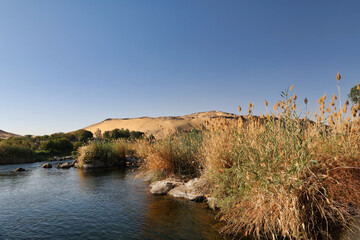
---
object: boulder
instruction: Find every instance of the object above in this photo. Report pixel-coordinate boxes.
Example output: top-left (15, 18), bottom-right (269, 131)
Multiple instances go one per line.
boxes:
top-left (56, 162), bottom-right (72, 169)
top-left (150, 180), bottom-right (181, 195)
top-left (14, 168), bottom-right (25, 172)
top-left (42, 163), bottom-right (52, 168)
top-left (168, 178), bottom-right (207, 202)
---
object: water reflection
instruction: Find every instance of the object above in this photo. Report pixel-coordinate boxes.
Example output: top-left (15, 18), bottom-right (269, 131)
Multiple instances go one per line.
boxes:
top-left (140, 195), bottom-right (225, 240)
top-left (1, 162), bottom-right (227, 240)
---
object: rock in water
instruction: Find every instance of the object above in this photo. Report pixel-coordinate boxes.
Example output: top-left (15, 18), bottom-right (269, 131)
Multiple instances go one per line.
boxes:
top-left (14, 168), bottom-right (25, 172)
top-left (56, 162), bottom-right (72, 169)
top-left (150, 180), bottom-right (180, 195)
top-left (42, 163), bottom-right (52, 168)
top-left (168, 178), bottom-right (206, 202)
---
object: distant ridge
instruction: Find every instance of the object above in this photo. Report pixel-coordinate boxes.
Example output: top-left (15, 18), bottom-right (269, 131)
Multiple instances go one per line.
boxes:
top-left (83, 111), bottom-right (235, 138)
top-left (0, 129), bottom-right (20, 139)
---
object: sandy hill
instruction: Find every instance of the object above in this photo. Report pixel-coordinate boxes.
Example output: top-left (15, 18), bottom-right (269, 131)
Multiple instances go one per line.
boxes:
top-left (0, 130), bottom-right (20, 139)
top-left (84, 111), bottom-right (236, 138)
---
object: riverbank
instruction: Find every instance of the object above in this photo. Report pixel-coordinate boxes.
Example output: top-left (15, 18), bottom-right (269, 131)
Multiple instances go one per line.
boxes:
top-left (130, 87), bottom-right (360, 239)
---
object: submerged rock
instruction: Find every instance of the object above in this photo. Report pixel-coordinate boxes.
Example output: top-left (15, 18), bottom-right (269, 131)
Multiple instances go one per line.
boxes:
top-left (42, 163), bottom-right (52, 168)
top-left (149, 180), bottom-right (181, 195)
top-left (14, 168), bottom-right (25, 172)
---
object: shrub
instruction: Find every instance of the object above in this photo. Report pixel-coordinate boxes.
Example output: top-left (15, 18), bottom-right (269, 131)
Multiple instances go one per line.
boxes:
top-left (40, 138), bottom-right (73, 154)
top-left (77, 140), bottom-right (127, 167)
top-left (0, 142), bottom-right (33, 164)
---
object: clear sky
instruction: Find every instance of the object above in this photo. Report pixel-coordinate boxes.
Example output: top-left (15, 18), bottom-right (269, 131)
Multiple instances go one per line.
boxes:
top-left (0, 0), bottom-right (359, 135)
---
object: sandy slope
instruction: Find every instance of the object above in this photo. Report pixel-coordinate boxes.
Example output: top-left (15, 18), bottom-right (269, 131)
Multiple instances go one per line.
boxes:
top-left (0, 130), bottom-right (20, 139)
top-left (84, 111), bottom-right (236, 138)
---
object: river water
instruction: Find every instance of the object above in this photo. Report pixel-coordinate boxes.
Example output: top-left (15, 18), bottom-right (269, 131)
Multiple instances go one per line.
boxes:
top-left (0, 161), bottom-right (225, 240)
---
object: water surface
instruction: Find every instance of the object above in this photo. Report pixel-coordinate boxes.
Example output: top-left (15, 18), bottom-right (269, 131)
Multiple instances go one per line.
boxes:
top-left (0, 162), bottom-right (224, 240)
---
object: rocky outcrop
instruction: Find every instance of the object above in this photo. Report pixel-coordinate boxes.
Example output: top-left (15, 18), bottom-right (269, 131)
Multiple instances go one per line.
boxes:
top-left (14, 168), bottom-right (25, 172)
top-left (149, 179), bottom-right (182, 195)
top-left (42, 163), bottom-right (52, 168)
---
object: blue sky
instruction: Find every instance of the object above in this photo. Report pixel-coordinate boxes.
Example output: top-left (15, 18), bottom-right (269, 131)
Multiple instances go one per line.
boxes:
top-left (0, 0), bottom-right (359, 135)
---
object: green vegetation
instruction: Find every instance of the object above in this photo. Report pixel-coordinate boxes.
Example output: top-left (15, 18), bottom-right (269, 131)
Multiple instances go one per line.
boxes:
top-left (77, 140), bottom-right (129, 168)
top-left (103, 128), bottom-right (144, 141)
top-left (348, 83), bottom-right (360, 105)
top-left (0, 128), bottom-right (143, 165)
top-left (0, 142), bottom-right (33, 165)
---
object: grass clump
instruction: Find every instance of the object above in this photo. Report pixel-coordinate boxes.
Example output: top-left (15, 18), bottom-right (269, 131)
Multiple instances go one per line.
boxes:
top-left (135, 130), bottom-right (203, 179)
top-left (77, 140), bottom-right (128, 168)
top-left (202, 85), bottom-right (360, 239)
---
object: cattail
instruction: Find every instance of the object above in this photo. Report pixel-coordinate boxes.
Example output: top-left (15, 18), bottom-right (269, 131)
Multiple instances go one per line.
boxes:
top-left (304, 98), bottom-right (308, 105)
top-left (332, 94), bottom-right (337, 100)
top-left (293, 94), bottom-right (297, 101)
top-left (264, 100), bottom-right (268, 107)
top-left (326, 106), bottom-right (331, 113)
top-left (336, 72), bottom-right (341, 81)
top-left (290, 85), bottom-right (294, 91)
top-left (238, 106), bottom-right (241, 112)
top-left (330, 99), bottom-right (335, 106)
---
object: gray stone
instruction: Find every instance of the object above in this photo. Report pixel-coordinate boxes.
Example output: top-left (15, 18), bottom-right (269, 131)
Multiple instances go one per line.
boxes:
top-left (168, 178), bottom-right (206, 202)
top-left (56, 162), bottom-right (72, 169)
top-left (149, 180), bottom-right (180, 195)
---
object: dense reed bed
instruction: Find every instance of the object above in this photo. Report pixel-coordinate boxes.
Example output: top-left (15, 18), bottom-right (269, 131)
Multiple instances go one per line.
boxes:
top-left (0, 142), bottom-right (34, 164)
top-left (137, 77), bottom-right (360, 239)
top-left (77, 140), bottom-right (129, 168)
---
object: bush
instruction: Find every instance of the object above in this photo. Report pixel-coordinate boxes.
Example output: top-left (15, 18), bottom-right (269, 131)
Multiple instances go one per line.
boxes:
top-left (77, 141), bottom-right (127, 167)
top-left (40, 138), bottom-right (73, 154)
top-left (0, 142), bottom-right (33, 164)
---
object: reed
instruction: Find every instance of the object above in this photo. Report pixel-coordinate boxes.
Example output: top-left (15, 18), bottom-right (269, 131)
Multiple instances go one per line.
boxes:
top-left (77, 140), bottom-right (128, 168)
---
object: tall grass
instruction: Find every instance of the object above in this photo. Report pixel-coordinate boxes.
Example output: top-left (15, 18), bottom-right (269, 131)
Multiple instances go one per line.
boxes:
top-left (77, 140), bottom-right (128, 168)
top-left (201, 86), bottom-right (360, 239)
top-left (0, 142), bottom-right (34, 165)
top-left (135, 130), bottom-right (203, 179)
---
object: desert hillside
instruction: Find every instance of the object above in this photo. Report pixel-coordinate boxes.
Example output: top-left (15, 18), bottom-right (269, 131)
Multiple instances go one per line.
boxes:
top-left (0, 129), bottom-right (20, 139)
top-left (84, 111), bottom-right (236, 137)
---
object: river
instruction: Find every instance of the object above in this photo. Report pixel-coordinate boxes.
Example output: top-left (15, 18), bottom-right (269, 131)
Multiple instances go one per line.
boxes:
top-left (0, 161), bottom-right (225, 240)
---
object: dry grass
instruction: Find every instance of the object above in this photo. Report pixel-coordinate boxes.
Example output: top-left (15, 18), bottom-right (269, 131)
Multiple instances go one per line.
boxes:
top-left (201, 83), bottom-right (360, 239)
top-left (135, 130), bottom-right (203, 179)
top-left (136, 74), bottom-right (360, 239)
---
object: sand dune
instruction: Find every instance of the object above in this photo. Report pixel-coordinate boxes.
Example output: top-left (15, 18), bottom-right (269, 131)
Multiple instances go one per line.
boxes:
top-left (0, 130), bottom-right (20, 139)
top-left (84, 111), bottom-right (236, 138)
